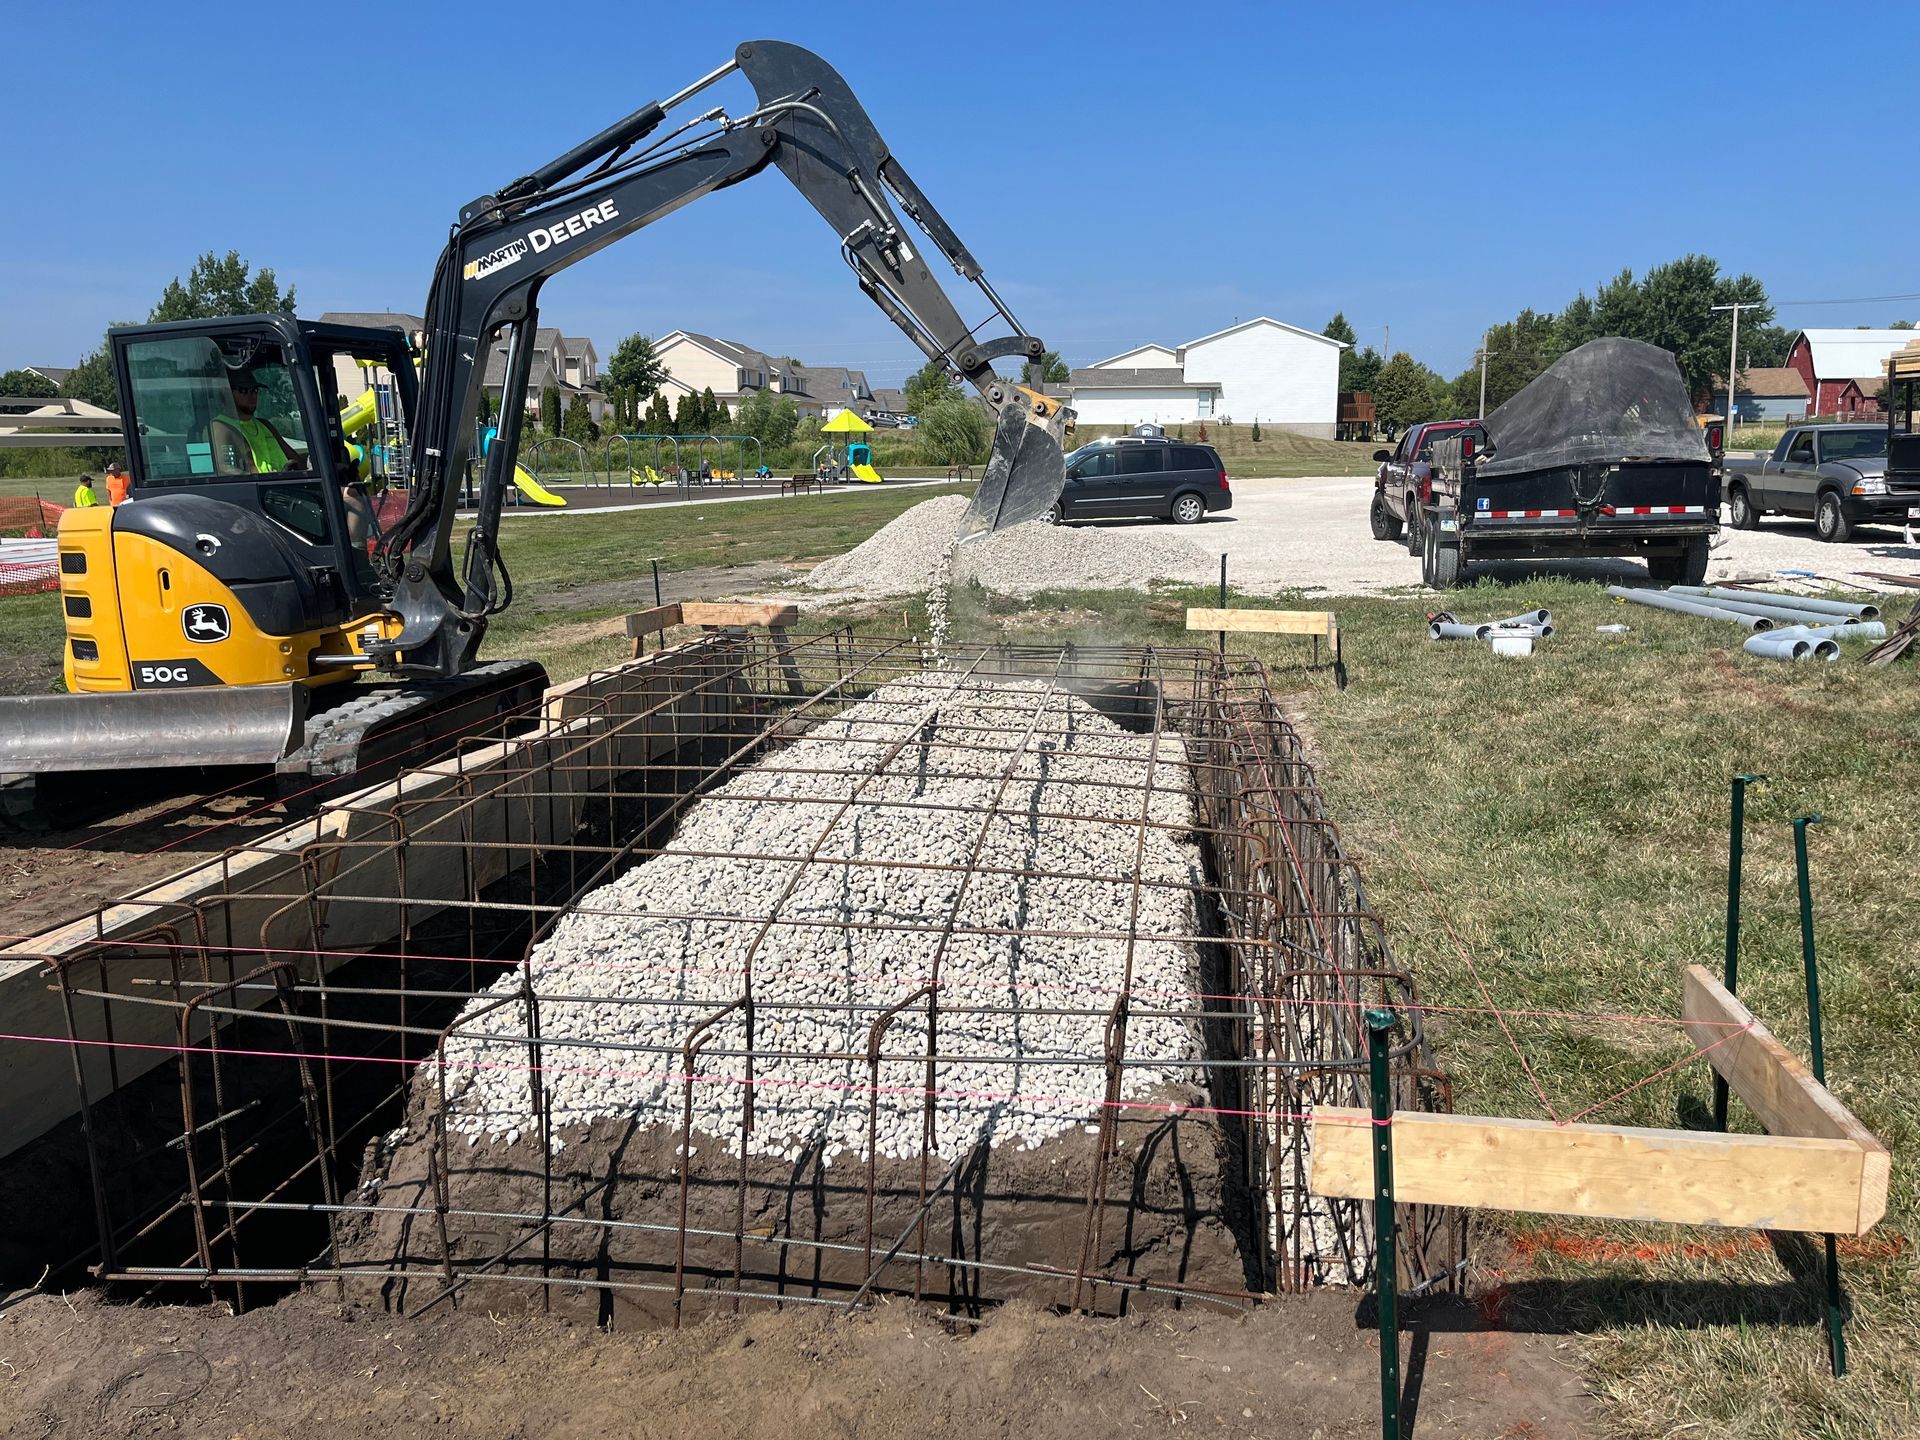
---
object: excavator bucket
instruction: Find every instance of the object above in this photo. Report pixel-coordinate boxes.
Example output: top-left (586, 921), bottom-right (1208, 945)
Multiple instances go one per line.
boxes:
top-left (959, 386), bottom-right (1073, 540)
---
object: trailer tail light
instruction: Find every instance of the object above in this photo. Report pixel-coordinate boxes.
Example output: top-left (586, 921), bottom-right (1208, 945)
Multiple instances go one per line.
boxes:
top-left (1461, 434), bottom-right (1475, 461)
top-left (1706, 422), bottom-right (1724, 457)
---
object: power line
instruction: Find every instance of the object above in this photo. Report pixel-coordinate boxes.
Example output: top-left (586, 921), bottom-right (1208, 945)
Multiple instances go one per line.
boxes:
top-left (1773, 292), bottom-right (1920, 308)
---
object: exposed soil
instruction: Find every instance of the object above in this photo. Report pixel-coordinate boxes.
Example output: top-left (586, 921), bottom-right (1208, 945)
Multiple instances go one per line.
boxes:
top-left (335, 1094), bottom-right (1258, 1330)
top-left (0, 1286), bottom-right (1591, 1439)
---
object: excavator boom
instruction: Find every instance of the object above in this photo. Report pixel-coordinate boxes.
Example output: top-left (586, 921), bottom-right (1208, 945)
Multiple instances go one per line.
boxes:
top-left (377, 39), bottom-right (1070, 674)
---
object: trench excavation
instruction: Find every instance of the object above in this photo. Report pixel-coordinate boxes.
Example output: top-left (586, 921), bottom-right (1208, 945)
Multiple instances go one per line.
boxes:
top-left (10, 628), bottom-right (1460, 1325)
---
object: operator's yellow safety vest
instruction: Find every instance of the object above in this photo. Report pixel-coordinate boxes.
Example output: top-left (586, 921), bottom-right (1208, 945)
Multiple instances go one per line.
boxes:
top-left (72, 482), bottom-right (99, 508)
top-left (214, 413), bottom-right (293, 472)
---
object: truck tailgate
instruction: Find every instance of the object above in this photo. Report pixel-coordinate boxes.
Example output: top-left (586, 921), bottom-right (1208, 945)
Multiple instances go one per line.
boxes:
top-left (1466, 462), bottom-right (1717, 529)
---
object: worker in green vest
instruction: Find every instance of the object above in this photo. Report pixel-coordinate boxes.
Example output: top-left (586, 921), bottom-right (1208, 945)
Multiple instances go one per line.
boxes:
top-left (72, 475), bottom-right (101, 507)
top-left (211, 369), bottom-right (304, 474)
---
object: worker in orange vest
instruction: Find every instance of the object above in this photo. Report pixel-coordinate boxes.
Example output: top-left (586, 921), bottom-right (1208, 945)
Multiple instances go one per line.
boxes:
top-left (104, 460), bottom-right (131, 505)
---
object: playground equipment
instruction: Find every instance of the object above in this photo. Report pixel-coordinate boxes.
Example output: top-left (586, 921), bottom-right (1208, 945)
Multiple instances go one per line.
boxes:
top-left (819, 407), bottom-right (883, 482)
top-left (605, 432), bottom-right (766, 487)
top-left (602, 433), bottom-right (681, 486)
top-left (492, 430), bottom-right (570, 506)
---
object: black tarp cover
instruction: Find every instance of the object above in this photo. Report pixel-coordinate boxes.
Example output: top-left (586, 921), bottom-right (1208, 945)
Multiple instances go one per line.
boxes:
top-left (1479, 337), bottom-right (1709, 476)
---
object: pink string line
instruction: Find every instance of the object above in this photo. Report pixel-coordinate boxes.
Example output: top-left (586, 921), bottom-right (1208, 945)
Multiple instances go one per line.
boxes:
top-left (2, 932), bottom-right (1755, 1031)
top-left (0, 1028), bottom-right (1389, 1127)
top-left (1554, 1019), bottom-right (1756, 1127)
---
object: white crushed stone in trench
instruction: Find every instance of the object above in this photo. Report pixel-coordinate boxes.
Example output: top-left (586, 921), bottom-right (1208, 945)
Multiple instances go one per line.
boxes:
top-left (437, 673), bottom-right (1207, 1163)
top-left (804, 495), bottom-right (1217, 600)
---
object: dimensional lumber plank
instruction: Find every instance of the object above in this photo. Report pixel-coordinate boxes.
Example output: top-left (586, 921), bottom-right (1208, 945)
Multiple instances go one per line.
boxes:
top-left (1308, 1107), bottom-right (1880, 1235)
top-left (681, 600), bottom-right (800, 629)
top-left (1683, 963), bottom-right (1889, 1232)
top-left (1186, 607), bottom-right (1336, 637)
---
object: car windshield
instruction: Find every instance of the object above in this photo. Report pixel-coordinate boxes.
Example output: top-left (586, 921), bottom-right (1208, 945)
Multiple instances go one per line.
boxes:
top-left (1820, 429), bottom-right (1887, 462)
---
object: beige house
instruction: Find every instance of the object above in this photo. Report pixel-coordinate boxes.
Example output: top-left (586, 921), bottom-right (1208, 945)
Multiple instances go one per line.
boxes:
top-left (654, 331), bottom-right (872, 421)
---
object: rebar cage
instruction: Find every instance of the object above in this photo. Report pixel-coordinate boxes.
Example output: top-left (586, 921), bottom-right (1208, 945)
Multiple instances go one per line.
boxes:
top-left (25, 629), bottom-right (1461, 1323)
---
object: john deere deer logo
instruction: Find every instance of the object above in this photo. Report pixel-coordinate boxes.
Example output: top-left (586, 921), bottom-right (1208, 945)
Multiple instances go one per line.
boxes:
top-left (183, 604), bottom-right (231, 643)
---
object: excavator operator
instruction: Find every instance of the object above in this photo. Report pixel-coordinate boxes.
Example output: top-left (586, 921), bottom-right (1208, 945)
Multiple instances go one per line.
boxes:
top-left (211, 368), bottom-right (303, 474)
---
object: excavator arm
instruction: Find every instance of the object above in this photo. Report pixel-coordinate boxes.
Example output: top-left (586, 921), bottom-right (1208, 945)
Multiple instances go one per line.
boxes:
top-left (374, 40), bottom-right (1069, 677)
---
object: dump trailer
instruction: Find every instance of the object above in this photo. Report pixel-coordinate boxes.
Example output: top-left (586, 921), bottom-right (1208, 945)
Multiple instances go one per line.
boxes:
top-left (1419, 337), bottom-right (1723, 589)
top-left (0, 40), bottom-right (1072, 826)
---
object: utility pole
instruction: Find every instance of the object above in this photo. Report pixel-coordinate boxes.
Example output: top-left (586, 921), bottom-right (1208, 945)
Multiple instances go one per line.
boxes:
top-left (1476, 335), bottom-right (1498, 418)
top-left (1382, 325), bottom-right (1390, 359)
top-left (1712, 302), bottom-right (1756, 430)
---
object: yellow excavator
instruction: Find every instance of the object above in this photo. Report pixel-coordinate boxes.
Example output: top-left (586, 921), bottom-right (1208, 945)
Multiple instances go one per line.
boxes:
top-left (0, 41), bottom-right (1069, 822)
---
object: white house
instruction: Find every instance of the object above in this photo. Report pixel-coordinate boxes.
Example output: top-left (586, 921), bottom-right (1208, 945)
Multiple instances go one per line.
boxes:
top-left (1068, 318), bottom-right (1344, 437)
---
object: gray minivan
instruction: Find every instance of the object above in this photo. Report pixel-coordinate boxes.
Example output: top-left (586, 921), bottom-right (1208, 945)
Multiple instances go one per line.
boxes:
top-left (1050, 437), bottom-right (1232, 524)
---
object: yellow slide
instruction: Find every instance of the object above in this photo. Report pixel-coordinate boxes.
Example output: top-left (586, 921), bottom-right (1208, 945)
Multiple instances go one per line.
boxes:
top-left (512, 466), bottom-right (567, 506)
top-left (340, 387), bottom-right (378, 436)
top-left (849, 463), bottom-right (884, 484)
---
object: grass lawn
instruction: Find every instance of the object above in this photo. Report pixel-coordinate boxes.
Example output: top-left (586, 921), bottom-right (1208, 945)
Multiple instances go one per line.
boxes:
top-left (946, 574), bottom-right (1919, 1440)
top-left (2, 487), bottom-right (1914, 1435)
top-left (1067, 423), bottom-right (1383, 478)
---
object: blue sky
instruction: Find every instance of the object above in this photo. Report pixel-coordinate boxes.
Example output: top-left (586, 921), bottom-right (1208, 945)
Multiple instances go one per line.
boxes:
top-left (6, 0), bottom-right (1915, 385)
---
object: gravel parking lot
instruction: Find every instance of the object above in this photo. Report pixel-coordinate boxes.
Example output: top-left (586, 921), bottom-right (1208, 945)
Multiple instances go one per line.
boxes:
top-left (1168, 475), bottom-right (1920, 597)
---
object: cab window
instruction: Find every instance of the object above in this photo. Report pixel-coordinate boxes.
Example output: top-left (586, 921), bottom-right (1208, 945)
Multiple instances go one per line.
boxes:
top-left (1788, 432), bottom-right (1815, 464)
top-left (123, 335), bottom-right (313, 482)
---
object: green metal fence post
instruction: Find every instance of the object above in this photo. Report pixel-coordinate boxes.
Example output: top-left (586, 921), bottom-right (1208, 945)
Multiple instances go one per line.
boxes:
top-left (1715, 773), bottom-right (1763, 1131)
top-left (1365, 1008), bottom-right (1401, 1440)
top-left (1793, 813), bottom-right (1848, 1379)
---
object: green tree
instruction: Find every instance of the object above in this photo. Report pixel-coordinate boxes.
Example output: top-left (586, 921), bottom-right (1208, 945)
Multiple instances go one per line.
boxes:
top-left (605, 333), bottom-right (667, 404)
top-left (700, 386), bottom-right (723, 430)
top-left (904, 359), bottom-right (959, 414)
top-left (672, 392), bottom-right (699, 433)
top-left (148, 250), bottom-right (295, 323)
top-left (562, 392), bottom-right (595, 443)
top-left (59, 340), bottom-right (124, 412)
top-left (916, 395), bottom-right (990, 465)
top-left (1342, 345), bottom-right (1383, 395)
top-left (735, 388), bottom-right (800, 450)
top-left (0, 369), bottom-right (57, 415)
top-left (1739, 324), bottom-right (1793, 369)
top-left (1322, 312), bottom-right (1358, 347)
top-left (1372, 353), bottom-right (1439, 429)
top-left (1040, 350), bottom-right (1070, 384)
top-left (540, 384), bottom-right (562, 433)
top-left (478, 389), bottom-right (497, 425)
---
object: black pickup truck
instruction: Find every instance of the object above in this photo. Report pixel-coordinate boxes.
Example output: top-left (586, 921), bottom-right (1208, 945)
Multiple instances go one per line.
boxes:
top-left (1419, 338), bottom-right (1723, 589)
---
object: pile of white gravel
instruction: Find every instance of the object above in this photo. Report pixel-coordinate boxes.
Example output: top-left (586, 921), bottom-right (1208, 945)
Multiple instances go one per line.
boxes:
top-left (436, 673), bottom-right (1206, 1163)
top-left (805, 495), bottom-right (1216, 599)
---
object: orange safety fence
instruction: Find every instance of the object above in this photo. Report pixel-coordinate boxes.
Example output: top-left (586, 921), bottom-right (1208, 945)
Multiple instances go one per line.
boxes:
top-left (0, 498), bottom-right (66, 597)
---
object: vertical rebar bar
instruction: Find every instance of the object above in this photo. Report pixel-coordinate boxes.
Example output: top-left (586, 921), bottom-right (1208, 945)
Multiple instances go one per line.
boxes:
top-left (1715, 773), bottom-right (1762, 1132)
top-left (1793, 812), bottom-right (1846, 1379)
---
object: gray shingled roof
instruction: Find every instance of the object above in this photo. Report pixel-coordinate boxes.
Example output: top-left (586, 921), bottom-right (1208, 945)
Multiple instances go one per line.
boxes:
top-left (317, 311), bottom-right (425, 333)
top-left (1068, 367), bottom-right (1217, 389)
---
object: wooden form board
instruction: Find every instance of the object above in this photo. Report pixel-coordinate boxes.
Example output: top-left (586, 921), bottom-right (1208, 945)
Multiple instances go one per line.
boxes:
top-left (1309, 964), bottom-right (1888, 1236)
top-left (1186, 607), bottom-right (1336, 638)
top-left (625, 602), bottom-right (801, 640)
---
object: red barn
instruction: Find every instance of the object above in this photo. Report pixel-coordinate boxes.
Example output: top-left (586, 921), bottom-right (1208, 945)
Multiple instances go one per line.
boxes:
top-left (1784, 329), bottom-right (1910, 416)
